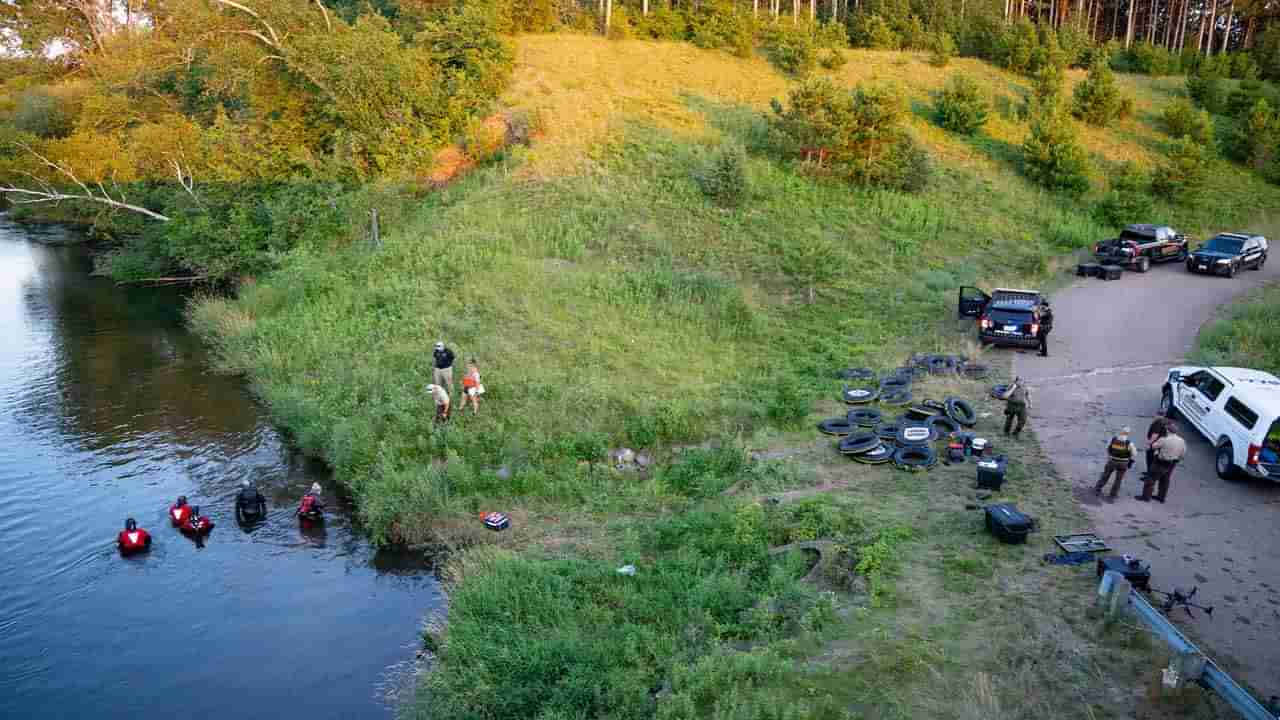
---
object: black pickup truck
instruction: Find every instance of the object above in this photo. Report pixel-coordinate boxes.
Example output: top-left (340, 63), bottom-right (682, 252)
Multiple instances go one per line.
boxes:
top-left (1093, 224), bottom-right (1189, 273)
top-left (958, 287), bottom-right (1047, 349)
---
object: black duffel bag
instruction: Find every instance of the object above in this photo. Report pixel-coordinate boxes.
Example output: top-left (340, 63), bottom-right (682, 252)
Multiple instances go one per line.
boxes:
top-left (984, 503), bottom-right (1036, 544)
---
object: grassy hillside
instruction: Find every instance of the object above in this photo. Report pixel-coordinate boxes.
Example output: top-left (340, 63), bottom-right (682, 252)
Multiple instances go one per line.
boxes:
top-left (1194, 282), bottom-right (1280, 375)
top-left (195, 35), bottom-right (1279, 541)
top-left (190, 35), bottom-right (1277, 719)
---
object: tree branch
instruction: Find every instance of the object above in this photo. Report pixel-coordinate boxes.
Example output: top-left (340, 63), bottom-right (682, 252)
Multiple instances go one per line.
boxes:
top-left (0, 187), bottom-right (172, 221)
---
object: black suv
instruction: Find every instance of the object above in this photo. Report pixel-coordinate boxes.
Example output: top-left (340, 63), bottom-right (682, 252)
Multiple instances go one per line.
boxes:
top-left (1186, 233), bottom-right (1268, 277)
top-left (1093, 224), bottom-right (1188, 272)
top-left (958, 287), bottom-right (1047, 349)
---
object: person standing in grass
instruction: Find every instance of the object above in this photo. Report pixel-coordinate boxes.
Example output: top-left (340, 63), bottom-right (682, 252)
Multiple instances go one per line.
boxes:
top-left (460, 358), bottom-right (483, 415)
top-left (427, 383), bottom-right (451, 423)
top-left (999, 377), bottom-right (1030, 437)
top-left (433, 341), bottom-right (456, 394)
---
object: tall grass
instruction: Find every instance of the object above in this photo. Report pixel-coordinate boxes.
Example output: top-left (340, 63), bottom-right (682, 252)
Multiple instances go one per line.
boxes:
top-left (1193, 282), bottom-right (1280, 374)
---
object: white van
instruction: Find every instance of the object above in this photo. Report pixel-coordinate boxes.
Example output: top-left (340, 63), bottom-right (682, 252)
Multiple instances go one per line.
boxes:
top-left (1160, 366), bottom-right (1280, 480)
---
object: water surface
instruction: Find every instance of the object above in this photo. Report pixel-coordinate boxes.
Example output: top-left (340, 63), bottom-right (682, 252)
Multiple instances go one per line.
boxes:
top-left (0, 216), bottom-right (438, 718)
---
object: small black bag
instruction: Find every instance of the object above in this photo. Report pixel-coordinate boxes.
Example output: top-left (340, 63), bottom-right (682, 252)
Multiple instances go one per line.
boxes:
top-left (985, 503), bottom-right (1035, 544)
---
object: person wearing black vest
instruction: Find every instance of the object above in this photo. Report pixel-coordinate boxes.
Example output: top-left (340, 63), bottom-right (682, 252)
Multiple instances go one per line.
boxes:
top-left (1094, 427), bottom-right (1137, 499)
top-left (1143, 414), bottom-right (1170, 478)
top-left (1036, 302), bottom-right (1053, 357)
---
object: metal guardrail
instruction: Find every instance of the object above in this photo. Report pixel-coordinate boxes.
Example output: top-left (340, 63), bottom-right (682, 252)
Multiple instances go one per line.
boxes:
top-left (1098, 571), bottom-right (1278, 720)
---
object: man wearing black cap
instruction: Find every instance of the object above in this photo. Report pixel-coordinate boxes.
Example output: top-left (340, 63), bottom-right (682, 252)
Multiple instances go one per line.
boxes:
top-left (432, 341), bottom-right (456, 394)
top-left (1036, 301), bottom-right (1053, 358)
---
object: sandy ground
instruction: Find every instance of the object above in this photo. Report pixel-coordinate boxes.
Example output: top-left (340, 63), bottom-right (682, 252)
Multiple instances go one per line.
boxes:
top-left (1012, 256), bottom-right (1280, 697)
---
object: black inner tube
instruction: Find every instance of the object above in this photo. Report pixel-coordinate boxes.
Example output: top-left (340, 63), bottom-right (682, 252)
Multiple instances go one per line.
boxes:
top-left (847, 408), bottom-right (883, 427)
top-left (817, 418), bottom-right (855, 436)
top-left (874, 420), bottom-right (902, 441)
top-left (842, 385), bottom-right (880, 404)
top-left (928, 415), bottom-right (961, 435)
top-left (893, 445), bottom-right (937, 468)
top-left (946, 398), bottom-right (978, 427)
top-left (906, 405), bottom-right (938, 420)
top-left (922, 399), bottom-right (947, 412)
top-left (990, 383), bottom-right (1010, 399)
top-left (838, 367), bottom-right (876, 381)
top-left (853, 444), bottom-right (892, 463)
top-left (838, 431), bottom-right (881, 454)
top-left (880, 389), bottom-right (912, 406)
top-left (962, 363), bottom-right (990, 379)
top-left (895, 424), bottom-right (937, 446)
top-left (880, 376), bottom-right (911, 391)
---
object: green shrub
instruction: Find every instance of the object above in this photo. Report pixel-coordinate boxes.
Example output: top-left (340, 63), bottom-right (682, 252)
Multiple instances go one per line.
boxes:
top-left (1021, 62), bottom-right (1064, 119)
top-left (928, 31), bottom-right (956, 67)
top-left (1160, 97), bottom-right (1215, 147)
top-left (1152, 136), bottom-right (1211, 201)
top-left (1230, 98), bottom-right (1280, 181)
top-left (697, 141), bottom-right (750, 207)
top-left (818, 47), bottom-right (847, 70)
top-left (935, 74), bottom-right (989, 135)
top-left (764, 24), bottom-right (817, 76)
top-left (688, 0), bottom-right (755, 57)
top-left (634, 4), bottom-right (688, 40)
top-left (1092, 161), bottom-right (1153, 227)
top-left (1021, 105), bottom-right (1091, 195)
top-left (606, 5), bottom-right (632, 40)
top-left (13, 89), bottom-right (76, 138)
top-left (852, 13), bottom-right (900, 50)
top-left (1073, 53), bottom-right (1129, 127)
top-left (901, 15), bottom-right (928, 50)
top-left (1186, 66), bottom-right (1226, 114)
top-left (770, 78), bottom-right (930, 192)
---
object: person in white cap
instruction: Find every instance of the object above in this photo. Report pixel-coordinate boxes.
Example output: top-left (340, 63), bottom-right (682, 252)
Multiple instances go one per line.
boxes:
top-left (432, 341), bottom-right (456, 394)
top-left (426, 383), bottom-right (451, 423)
top-left (1094, 426), bottom-right (1137, 499)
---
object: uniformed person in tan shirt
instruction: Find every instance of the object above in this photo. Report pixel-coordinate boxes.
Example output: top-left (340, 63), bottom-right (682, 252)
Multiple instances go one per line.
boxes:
top-left (1138, 425), bottom-right (1186, 503)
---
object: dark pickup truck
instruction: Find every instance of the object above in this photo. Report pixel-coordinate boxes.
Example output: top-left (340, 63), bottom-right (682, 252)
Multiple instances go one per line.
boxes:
top-left (958, 287), bottom-right (1048, 349)
top-left (1093, 224), bottom-right (1189, 273)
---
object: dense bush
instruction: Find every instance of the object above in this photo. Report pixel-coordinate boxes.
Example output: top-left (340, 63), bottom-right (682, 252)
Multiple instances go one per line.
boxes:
top-left (818, 47), bottom-right (848, 70)
top-left (687, 0), bottom-right (754, 57)
top-left (697, 141), bottom-right (750, 207)
top-left (851, 13), bottom-right (901, 50)
top-left (1186, 65), bottom-right (1226, 114)
top-left (1161, 97), bottom-right (1215, 147)
top-left (1021, 105), bottom-right (1091, 195)
top-left (928, 31), bottom-right (956, 67)
top-left (1230, 98), bottom-right (1280, 182)
top-left (763, 22), bottom-right (817, 76)
top-left (1092, 161), bottom-right (1153, 227)
top-left (770, 78), bottom-right (931, 192)
top-left (1152, 136), bottom-right (1211, 200)
top-left (935, 74), bottom-right (989, 135)
top-left (1073, 53), bottom-right (1130, 126)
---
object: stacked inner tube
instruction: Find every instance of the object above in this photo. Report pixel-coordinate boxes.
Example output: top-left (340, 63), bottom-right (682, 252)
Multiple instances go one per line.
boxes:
top-left (837, 431), bottom-right (881, 455)
top-left (874, 419), bottom-right (903, 442)
top-left (928, 414), bottom-right (961, 436)
top-left (838, 367), bottom-right (876, 381)
top-left (905, 404), bottom-right (937, 421)
top-left (990, 383), bottom-right (1010, 400)
top-left (842, 384), bottom-right (880, 405)
top-left (895, 424), bottom-right (937, 447)
top-left (847, 408), bottom-right (882, 427)
top-left (852, 443), bottom-right (893, 464)
top-left (880, 388), bottom-right (912, 406)
top-left (921, 399), bottom-right (947, 413)
top-left (961, 363), bottom-right (990, 380)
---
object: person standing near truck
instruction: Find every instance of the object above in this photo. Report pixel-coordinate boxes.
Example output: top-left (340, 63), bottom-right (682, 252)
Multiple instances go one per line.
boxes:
top-left (999, 378), bottom-right (1031, 437)
top-left (1144, 413), bottom-right (1169, 477)
top-left (1036, 301), bottom-right (1054, 358)
top-left (1137, 426), bottom-right (1186, 503)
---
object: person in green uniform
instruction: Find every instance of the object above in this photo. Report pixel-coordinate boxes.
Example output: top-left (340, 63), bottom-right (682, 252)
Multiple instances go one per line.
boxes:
top-left (999, 377), bottom-right (1031, 437)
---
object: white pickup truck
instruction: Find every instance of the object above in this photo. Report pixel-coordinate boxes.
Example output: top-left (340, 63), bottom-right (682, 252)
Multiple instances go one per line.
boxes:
top-left (1161, 365), bottom-right (1280, 480)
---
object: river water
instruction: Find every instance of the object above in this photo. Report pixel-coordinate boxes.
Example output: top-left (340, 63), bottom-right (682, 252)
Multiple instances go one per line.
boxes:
top-left (0, 215), bottom-right (440, 718)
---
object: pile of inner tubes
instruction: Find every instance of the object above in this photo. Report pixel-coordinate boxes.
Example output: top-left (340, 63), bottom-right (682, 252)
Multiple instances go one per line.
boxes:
top-left (819, 359), bottom-right (990, 471)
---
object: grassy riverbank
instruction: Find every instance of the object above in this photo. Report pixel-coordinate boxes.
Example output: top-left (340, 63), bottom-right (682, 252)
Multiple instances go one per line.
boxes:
top-left (189, 36), bottom-right (1279, 718)
top-left (1194, 282), bottom-right (1280, 375)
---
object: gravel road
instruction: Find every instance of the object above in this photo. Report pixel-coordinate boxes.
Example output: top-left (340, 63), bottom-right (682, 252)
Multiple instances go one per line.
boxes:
top-left (1013, 257), bottom-right (1280, 697)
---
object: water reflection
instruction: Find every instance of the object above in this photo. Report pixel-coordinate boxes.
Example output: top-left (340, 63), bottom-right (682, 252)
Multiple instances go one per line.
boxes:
top-left (0, 216), bottom-right (438, 719)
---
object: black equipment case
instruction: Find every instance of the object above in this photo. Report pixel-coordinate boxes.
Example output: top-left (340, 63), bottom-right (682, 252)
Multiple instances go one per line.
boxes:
top-left (985, 503), bottom-right (1035, 544)
top-left (1101, 264), bottom-right (1123, 280)
top-left (1096, 555), bottom-right (1151, 590)
top-left (975, 455), bottom-right (1008, 490)
top-left (1077, 262), bottom-right (1101, 277)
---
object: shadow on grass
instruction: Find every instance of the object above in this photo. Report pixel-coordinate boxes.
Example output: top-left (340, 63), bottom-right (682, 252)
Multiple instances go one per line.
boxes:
top-left (960, 132), bottom-right (1023, 174)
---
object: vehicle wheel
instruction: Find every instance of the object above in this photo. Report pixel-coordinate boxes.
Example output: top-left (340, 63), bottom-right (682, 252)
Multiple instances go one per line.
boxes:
top-left (1227, 263), bottom-right (1237, 278)
top-left (1254, 254), bottom-right (1266, 270)
top-left (1186, 260), bottom-right (1195, 273)
top-left (1216, 442), bottom-right (1239, 481)
top-left (1159, 390), bottom-right (1179, 422)
top-left (1137, 257), bottom-right (1151, 273)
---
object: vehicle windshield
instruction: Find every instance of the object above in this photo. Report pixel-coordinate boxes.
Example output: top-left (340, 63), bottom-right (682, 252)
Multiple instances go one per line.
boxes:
top-left (1202, 236), bottom-right (1244, 254)
top-left (988, 309), bottom-right (1033, 325)
top-left (1119, 230), bottom-right (1156, 243)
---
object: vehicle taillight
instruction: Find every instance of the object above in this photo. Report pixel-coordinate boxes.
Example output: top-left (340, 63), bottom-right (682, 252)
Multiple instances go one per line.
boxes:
top-left (980, 317), bottom-right (992, 329)
top-left (1247, 443), bottom-right (1261, 466)
top-left (1030, 323), bottom-right (1039, 335)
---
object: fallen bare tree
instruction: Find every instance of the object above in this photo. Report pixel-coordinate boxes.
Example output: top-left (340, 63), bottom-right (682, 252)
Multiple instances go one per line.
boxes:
top-left (0, 141), bottom-right (172, 222)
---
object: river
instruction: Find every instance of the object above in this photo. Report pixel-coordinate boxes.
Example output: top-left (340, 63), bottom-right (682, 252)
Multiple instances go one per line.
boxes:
top-left (0, 215), bottom-right (440, 718)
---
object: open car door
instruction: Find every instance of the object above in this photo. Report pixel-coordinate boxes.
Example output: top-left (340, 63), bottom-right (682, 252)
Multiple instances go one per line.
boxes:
top-left (957, 287), bottom-right (990, 318)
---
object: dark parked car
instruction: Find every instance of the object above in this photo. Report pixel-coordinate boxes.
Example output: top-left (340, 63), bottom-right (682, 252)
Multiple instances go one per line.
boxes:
top-left (1093, 224), bottom-right (1188, 272)
top-left (1186, 233), bottom-right (1268, 277)
top-left (958, 287), bottom-right (1048, 349)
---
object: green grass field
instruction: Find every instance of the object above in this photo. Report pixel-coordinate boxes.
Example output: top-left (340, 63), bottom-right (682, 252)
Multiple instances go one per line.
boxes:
top-left (1194, 282), bottom-right (1280, 375)
top-left (191, 34), bottom-right (1278, 718)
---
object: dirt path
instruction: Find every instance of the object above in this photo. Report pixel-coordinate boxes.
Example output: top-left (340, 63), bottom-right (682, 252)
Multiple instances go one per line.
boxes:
top-left (1014, 257), bottom-right (1280, 696)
